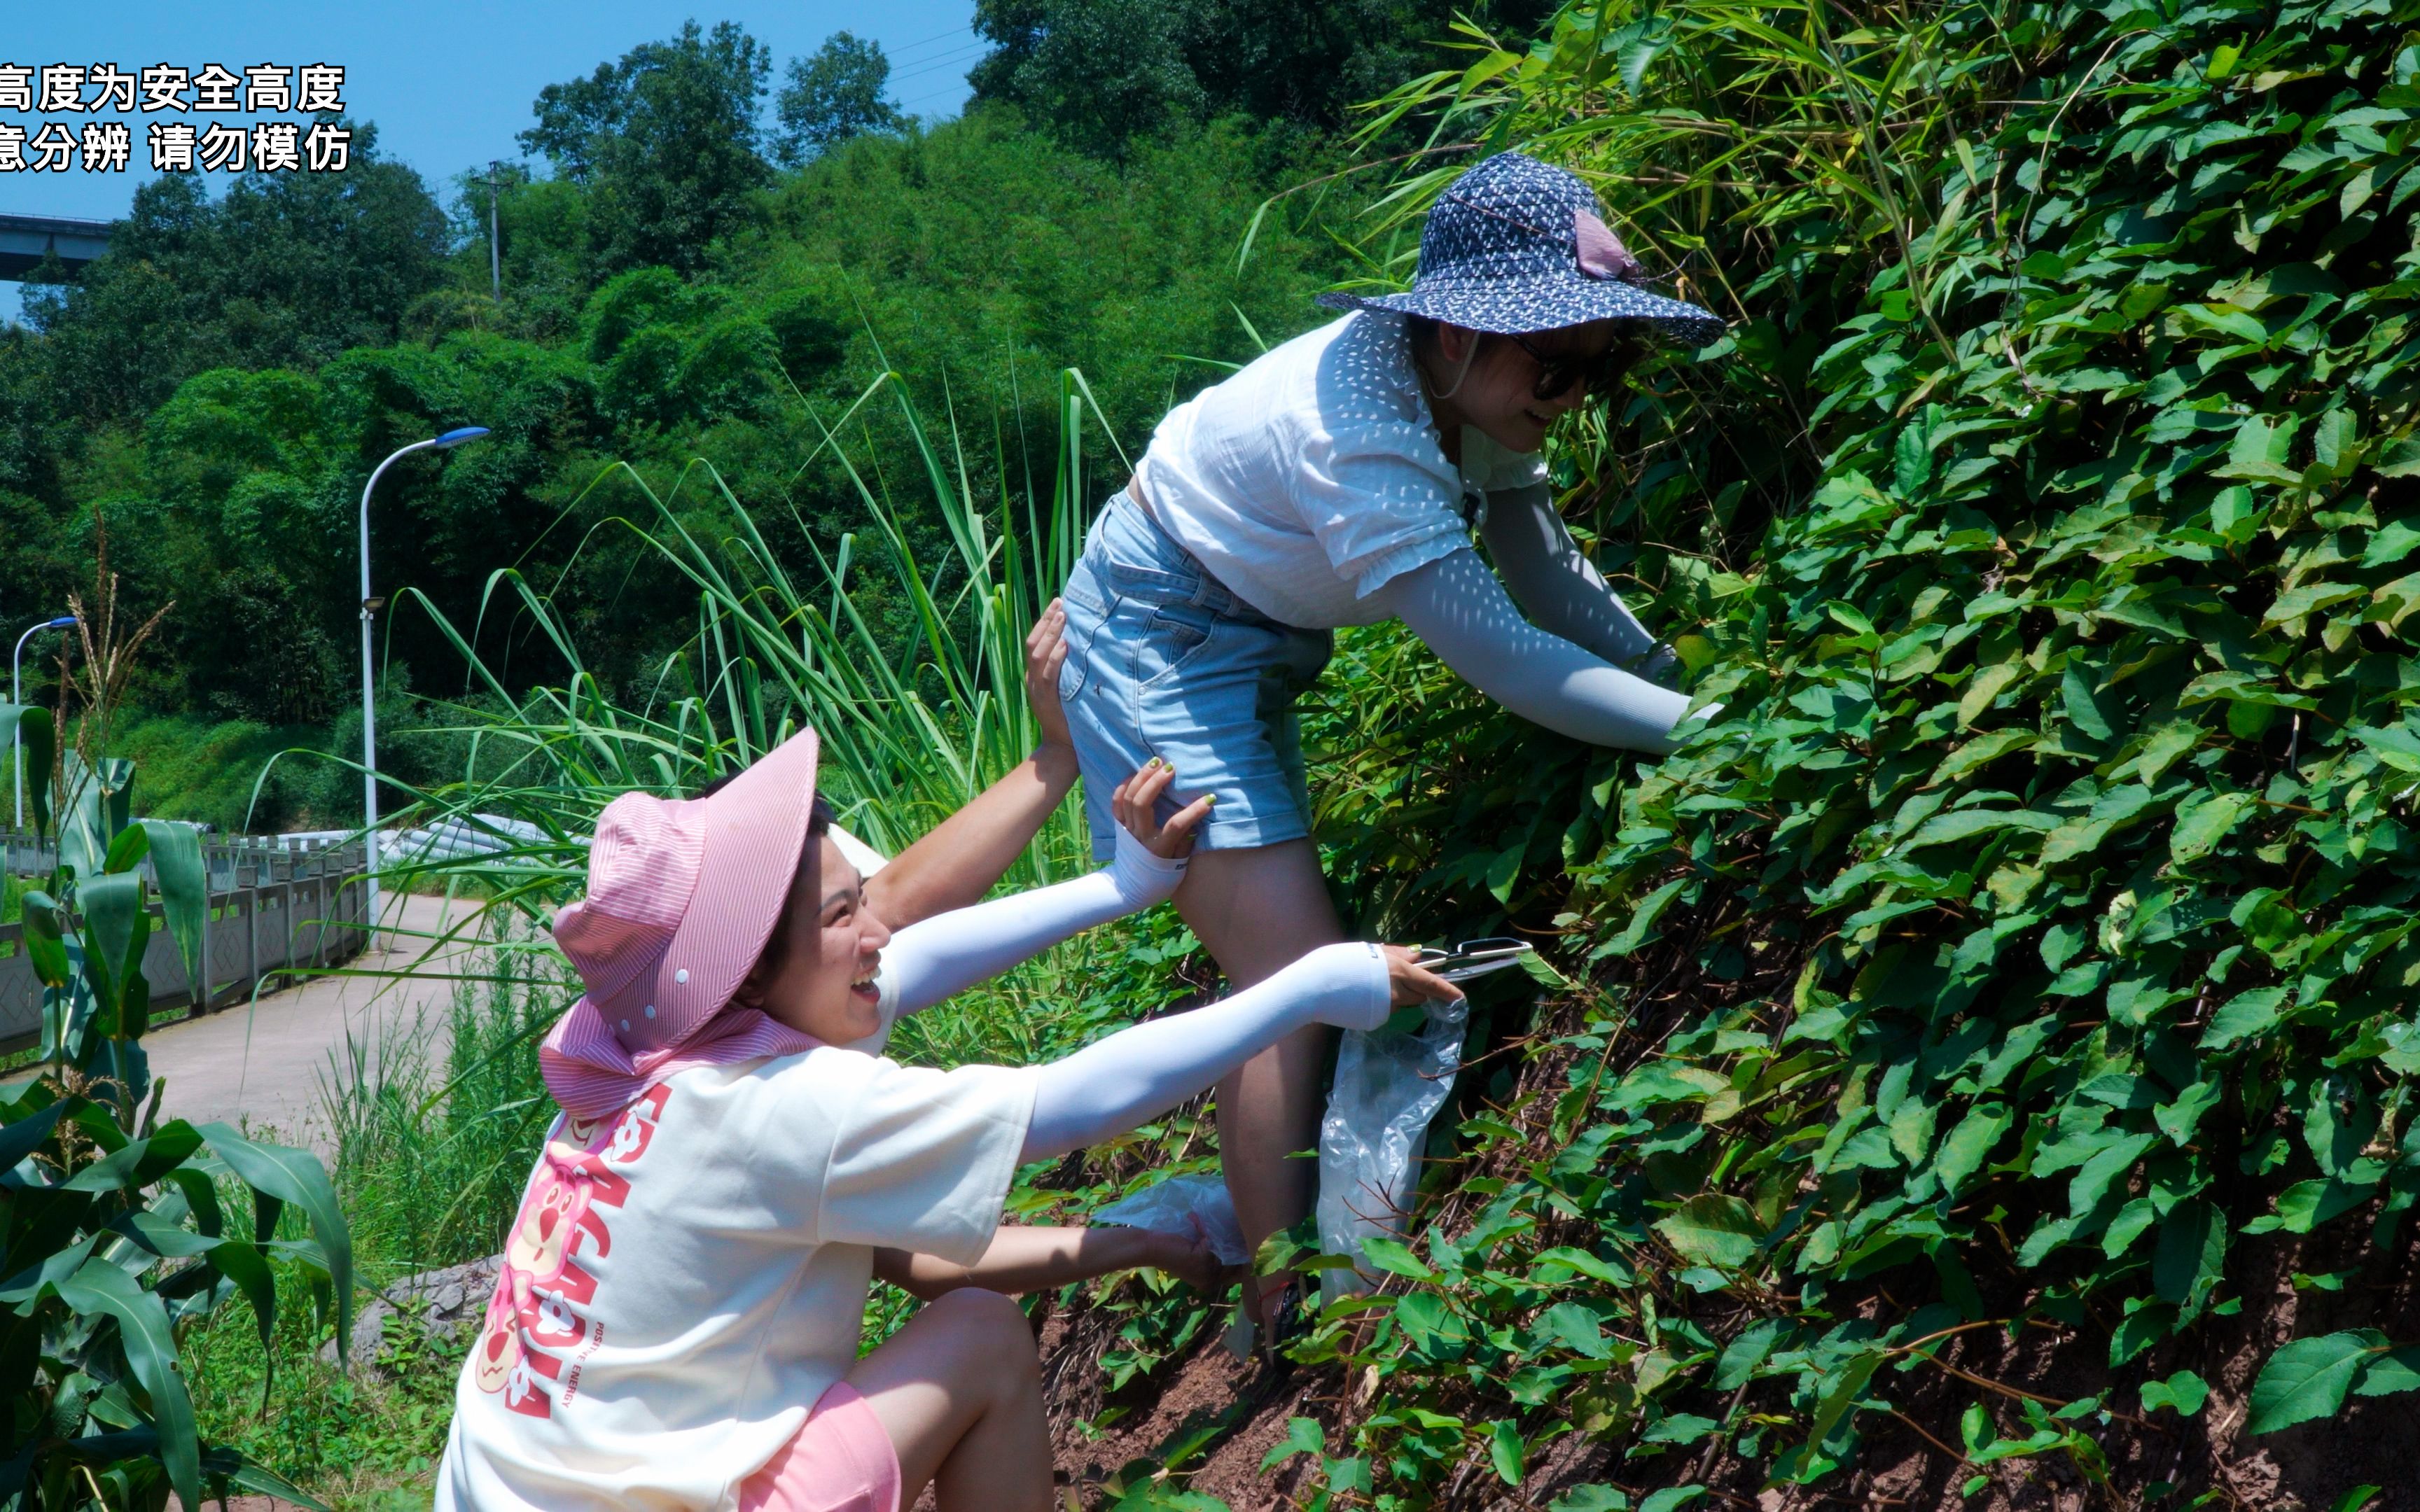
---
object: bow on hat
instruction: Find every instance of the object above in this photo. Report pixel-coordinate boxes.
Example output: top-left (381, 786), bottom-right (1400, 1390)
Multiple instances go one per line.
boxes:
top-left (1575, 212), bottom-right (1649, 286)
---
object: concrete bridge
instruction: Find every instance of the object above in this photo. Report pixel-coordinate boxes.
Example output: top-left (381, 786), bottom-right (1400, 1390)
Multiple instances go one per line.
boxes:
top-left (0, 212), bottom-right (111, 280)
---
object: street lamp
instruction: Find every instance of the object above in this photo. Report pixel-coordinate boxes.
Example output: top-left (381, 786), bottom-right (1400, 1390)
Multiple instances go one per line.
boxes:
top-left (361, 426), bottom-right (489, 937)
top-left (11, 615), bottom-right (75, 830)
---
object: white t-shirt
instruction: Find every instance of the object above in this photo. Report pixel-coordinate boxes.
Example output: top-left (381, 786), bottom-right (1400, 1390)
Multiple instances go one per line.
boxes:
top-left (1137, 311), bottom-right (1548, 629)
top-left (438, 1045), bottom-right (1036, 1512)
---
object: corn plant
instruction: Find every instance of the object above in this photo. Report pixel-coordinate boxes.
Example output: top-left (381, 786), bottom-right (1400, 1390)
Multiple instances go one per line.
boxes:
top-left (0, 593), bottom-right (350, 1509)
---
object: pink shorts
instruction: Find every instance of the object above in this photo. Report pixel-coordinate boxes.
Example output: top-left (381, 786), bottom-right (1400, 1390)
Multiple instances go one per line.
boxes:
top-left (738, 1382), bottom-right (903, 1512)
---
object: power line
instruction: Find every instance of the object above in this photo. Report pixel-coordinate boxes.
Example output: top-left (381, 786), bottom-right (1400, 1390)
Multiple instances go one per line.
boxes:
top-left (898, 81), bottom-right (977, 111)
top-left (886, 41), bottom-right (989, 87)
top-left (882, 23), bottom-right (973, 62)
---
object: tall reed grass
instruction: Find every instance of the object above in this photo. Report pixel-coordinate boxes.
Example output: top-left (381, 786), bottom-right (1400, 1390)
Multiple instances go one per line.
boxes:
top-left (328, 364), bottom-right (1122, 961)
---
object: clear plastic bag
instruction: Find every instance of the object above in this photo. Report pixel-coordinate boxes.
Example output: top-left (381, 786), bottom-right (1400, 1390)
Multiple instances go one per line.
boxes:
top-left (1315, 994), bottom-right (1468, 1301)
top-left (1090, 1172), bottom-right (1251, 1266)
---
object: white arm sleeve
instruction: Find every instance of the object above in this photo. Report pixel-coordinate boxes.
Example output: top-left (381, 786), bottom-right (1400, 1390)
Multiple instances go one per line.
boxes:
top-left (880, 829), bottom-right (1188, 1018)
top-left (1477, 483), bottom-right (1671, 678)
top-left (1368, 547), bottom-right (1695, 754)
top-left (1022, 942), bottom-right (1392, 1161)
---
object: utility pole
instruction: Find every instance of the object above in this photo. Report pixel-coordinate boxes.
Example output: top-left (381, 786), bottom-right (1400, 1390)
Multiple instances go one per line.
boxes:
top-left (476, 161), bottom-right (504, 302)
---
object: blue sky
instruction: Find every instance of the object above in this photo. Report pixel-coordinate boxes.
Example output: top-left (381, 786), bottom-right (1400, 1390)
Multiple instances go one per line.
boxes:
top-left (0, 2), bottom-right (982, 316)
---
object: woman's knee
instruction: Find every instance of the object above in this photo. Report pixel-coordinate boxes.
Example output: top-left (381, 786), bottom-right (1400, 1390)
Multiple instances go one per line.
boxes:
top-left (921, 1288), bottom-right (1037, 1359)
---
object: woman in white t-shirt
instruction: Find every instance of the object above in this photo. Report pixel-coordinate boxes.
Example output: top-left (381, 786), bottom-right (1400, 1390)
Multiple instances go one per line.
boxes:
top-left (1052, 150), bottom-right (1725, 1340)
top-left (437, 727), bottom-right (1456, 1512)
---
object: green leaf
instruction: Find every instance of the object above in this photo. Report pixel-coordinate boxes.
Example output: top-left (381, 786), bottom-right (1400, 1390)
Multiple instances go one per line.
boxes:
top-left (1933, 1103), bottom-right (2010, 1196)
top-left (1550, 1489), bottom-right (1632, 1512)
top-left (2249, 1331), bottom-right (2381, 1434)
top-left (2355, 724), bottom-right (2420, 774)
top-left (1902, 808), bottom-right (2057, 850)
top-left (1600, 876), bottom-right (1689, 957)
top-left (1804, 1350), bottom-right (1882, 1454)
top-left (18, 889), bottom-right (69, 987)
top-left (2200, 986), bottom-right (2288, 1049)
top-left (2263, 1177), bottom-right (2372, 1234)
top-left (1529, 1247), bottom-right (1629, 1286)
top-left (55, 1256), bottom-right (201, 1512)
top-left (213, 1456), bottom-right (331, 1512)
top-left (2126, 721), bottom-right (2204, 785)
top-left (1518, 950), bottom-right (1575, 991)
top-left (1358, 1236), bottom-right (1438, 1282)
top-left (2363, 520), bottom-right (2420, 568)
top-left (2108, 1296), bottom-right (2173, 1362)
top-left (1893, 421), bottom-right (1934, 495)
top-left (2140, 1368), bottom-right (2210, 1417)
top-left (1714, 1318), bottom-right (1782, 1390)
top-left (1653, 1194), bottom-right (1762, 1269)
top-left (2155, 1081), bottom-right (2223, 1148)
top-left (0, 1100), bottom-right (64, 1177)
top-left (1484, 844), bottom-right (1523, 904)
top-left (2264, 581), bottom-right (2365, 627)
top-left (0, 703), bottom-right (55, 836)
top-left (141, 820), bottom-right (208, 998)
top-left (1488, 1419), bottom-right (1526, 1485)
top-left (2170, 791), bottom-right (2253, 866)
top-left (2329, 1488), bottom-right (2384, 1512)
top-left (78, 871), bottom-right (148, 1024)
top-left (2354, 1348), bottom-right (2420, 1399)
top-left (1536, 1301), bottom-right (1613, 1359)
top-left (101, 821), bottom-right (150, 876)
top-left (1643, 1413), bottom-right (1720, 1445)
top-left (209, 1238), bottom-right (279, 1383)
top-left (1260, 1416), bottom-right (1323, 1471)
top-left (1958, 659), bottom-right (2026, 727)
top-left (2060, 664), bottom-right (2115, 742)
top-left (2375, 436), bottom-right (2420, 478)
top-left (1928, 728), bottom-right (2036, 788)
top-left (198, 1124), bottom-right (353, 1364)
top-left (2069, 1132), bottom-right (2155, 1217)
top-left (1639, 1490), bottom-right (1707, 1512)
top-left (65, 1122), bottom-right (204, 1191)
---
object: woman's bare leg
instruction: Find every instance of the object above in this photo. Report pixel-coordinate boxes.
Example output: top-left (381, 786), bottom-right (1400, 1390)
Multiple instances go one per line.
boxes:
top-left (847, 1288), bottom-right (1052, 1512)
top-left (1174, 839), bottom-right (1345, 1323)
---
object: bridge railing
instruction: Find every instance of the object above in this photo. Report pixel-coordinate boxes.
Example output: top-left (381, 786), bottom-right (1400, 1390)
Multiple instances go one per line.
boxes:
top-left (0, 830), bottom-right (370, 1052)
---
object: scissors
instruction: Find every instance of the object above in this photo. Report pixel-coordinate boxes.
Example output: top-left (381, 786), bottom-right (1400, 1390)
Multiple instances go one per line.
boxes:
top-left (1412, 937), bottom-right (1536, 983)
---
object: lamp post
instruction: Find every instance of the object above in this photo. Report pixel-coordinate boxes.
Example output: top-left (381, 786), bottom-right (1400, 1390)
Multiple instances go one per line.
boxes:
top-left (361, 427), bottom-right (490, 939)
top-left (11, 615), bottom-right (75, 830)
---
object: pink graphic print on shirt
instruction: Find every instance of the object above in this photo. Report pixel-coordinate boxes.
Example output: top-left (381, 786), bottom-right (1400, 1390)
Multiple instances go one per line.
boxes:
top-left (472, 1082), bottom-right (670, 1418)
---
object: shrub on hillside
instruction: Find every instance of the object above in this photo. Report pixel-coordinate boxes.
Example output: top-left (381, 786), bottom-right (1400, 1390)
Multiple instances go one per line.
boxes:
top-left (1280, 0), bottom-right (2420, 1502)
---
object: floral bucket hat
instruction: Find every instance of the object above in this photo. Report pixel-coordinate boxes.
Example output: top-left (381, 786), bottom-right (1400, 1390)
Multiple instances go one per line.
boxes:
top-left (1319, 150), bottom-right (1725, 347)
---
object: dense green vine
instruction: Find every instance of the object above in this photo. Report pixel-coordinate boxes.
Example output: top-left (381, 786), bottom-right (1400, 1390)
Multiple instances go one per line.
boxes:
top-left (1257, 0), bottom-right (2420, 1504)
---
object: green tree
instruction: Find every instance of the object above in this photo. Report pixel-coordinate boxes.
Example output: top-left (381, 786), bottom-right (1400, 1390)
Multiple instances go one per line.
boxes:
top-left (968, 0), bottom-right (1556, 156)
top-left (774, 31), bottom-right (906, 165)
top-left (520, 20), bottom-right (774, 278)
top-left (20, 120), bottom-right (448, 425)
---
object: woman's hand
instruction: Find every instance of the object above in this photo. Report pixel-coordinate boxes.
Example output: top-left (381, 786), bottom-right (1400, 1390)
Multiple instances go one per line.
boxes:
top-left (1146, 1221), bottom-right (1233, 1296)
top-left (1113, 759), bottom-right (1214, 860)
top-left (1026, 598), bottom-right (1074, 753)
top-left (1381, 944), bottom-right (1464, 1007)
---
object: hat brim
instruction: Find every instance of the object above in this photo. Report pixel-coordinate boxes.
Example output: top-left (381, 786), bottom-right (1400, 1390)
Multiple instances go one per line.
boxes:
top-left (602, 729), bottom-right (820, 1049)
top-left (1319, 274), bottom-right (1725, 348)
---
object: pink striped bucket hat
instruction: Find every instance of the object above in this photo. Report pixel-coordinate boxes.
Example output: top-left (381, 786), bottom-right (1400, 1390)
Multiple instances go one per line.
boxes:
top-left (538, 728), bottom-right (825, 1118)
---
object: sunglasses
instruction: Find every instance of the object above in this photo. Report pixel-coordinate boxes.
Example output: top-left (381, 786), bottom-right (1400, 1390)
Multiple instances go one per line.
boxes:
top-left (1506, 333), bottom-right (1628, 402)
top-left (1413, 937), bottom-right (1536, 983)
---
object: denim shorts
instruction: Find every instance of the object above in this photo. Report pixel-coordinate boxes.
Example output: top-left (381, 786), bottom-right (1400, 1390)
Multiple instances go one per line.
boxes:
top-left (1058, 492), bottom-right (1334, 860)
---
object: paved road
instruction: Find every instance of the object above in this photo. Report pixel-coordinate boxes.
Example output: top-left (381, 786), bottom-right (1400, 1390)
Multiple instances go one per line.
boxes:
top-left (142, 891), bottom-right (482, 1151)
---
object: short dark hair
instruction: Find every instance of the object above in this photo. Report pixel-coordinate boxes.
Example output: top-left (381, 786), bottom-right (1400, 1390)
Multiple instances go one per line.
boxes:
top-left (690, 773), bottom-right (835, 835)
